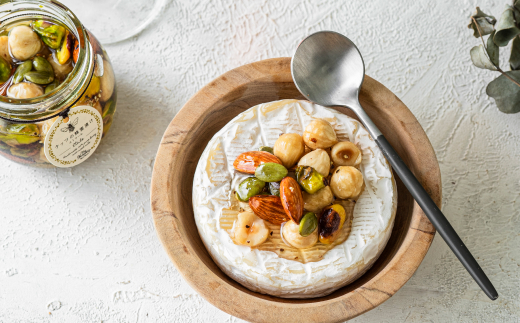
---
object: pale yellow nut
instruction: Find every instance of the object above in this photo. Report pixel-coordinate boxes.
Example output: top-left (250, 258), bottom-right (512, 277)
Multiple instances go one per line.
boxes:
top-left (331, 141), bottom-right (362, 167)
top-left (92, 101), bottom-right (103, 116)
top-left (48, 53), bottom-right (73, 80)
top-left (330, 166), bottom-right (364, 199)
top-left (273, 133), bottom-right (305, 168)
top-left (302, 186), bottom-right (334, 214)
top-left (8, 26), bottom-right (41, 61)
top-left (233, 211), bottom-right (269, 247)
top-left (0, 36), bottom-right (12, 64)
top-left (282, 220), bottom-right (318, 249)
top-left (298, 149), bottom-right (330, 176)
top-left (303, 119), bottom-right (338, 150)
top-left (7, 82), bottom-right (44, 99)
top-left (100, 60), bottom-right (115, 101)
top-left (39, 116), bottom-right (58, 138)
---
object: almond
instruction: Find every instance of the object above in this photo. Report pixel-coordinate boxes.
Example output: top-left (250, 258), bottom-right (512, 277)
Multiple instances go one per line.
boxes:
top-left (233, 151), bottom-right (283, 174)
top-left (249, 195), bottom-right (289, 224)
top-left (279, 177), bottom-right (304, 224)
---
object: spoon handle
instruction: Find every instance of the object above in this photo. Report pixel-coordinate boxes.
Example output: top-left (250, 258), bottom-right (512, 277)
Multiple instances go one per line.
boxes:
top-left (349, 103), bottom-right (498, 300)
top-left (376, 133), bottom-right (498, 300)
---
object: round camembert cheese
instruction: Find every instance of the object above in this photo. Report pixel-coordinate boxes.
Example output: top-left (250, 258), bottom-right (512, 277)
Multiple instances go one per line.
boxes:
top-left (193, 100), bottom-right (397, 298)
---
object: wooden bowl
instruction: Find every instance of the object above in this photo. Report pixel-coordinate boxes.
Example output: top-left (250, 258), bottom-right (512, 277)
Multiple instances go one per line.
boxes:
top-left (151, 58), bottom-right (440, 322)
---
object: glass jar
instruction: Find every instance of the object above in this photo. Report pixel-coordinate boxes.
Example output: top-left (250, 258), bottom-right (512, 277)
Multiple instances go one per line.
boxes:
top-left (0, 0), bottom-right (116, 167)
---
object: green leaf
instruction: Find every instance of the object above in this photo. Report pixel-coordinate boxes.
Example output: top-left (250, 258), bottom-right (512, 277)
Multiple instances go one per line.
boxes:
top-left (494, 5), bottom-right (520, 47)
top-left (486, 70), bottom-right (520, 113)
top-left (514, 0), bottom-right (520, 21)
top-left (486, 30), bottom-right (499, 66)
top-left (510, 36), bottom-right (520, 70)
top-left (468, 7), bottom-right (497, 38)
top-left (471, 46), bottom-right (495, 69)
top-left (470, 31), bottom-right (499, 70)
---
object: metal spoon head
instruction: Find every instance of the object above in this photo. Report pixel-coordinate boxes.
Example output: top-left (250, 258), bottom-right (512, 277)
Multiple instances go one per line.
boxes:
top-left (291, 31), bottom-right (365, 108)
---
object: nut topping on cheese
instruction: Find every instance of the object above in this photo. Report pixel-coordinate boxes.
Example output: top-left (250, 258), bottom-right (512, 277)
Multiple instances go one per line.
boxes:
top-left (193, 100), bottom-right (397, 298)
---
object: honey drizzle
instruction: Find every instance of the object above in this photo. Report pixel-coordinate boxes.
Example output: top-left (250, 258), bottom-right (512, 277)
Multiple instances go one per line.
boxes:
top-left (221, 199), bottom-right (354, 264)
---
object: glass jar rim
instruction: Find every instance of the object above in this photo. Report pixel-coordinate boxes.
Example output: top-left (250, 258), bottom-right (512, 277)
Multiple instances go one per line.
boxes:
top-left (0, 0), bottom-right (93, 120)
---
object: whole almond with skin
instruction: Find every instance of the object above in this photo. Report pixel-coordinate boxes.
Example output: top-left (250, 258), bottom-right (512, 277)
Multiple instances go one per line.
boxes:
top-left (233, 151), bottom-right (283, 174)
top-left (249, 195), bottom-right (289, 224)
top-left (279, 177), bottom-right (304, 224)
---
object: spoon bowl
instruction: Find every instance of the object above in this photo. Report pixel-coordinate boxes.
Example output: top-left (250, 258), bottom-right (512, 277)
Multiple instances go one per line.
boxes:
top-left (291, 31), bottom-right (364, 108)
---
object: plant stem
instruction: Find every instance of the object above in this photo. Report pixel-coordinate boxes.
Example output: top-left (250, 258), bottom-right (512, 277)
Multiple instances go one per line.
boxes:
top-left (471, 16), bottom-right (520, 88)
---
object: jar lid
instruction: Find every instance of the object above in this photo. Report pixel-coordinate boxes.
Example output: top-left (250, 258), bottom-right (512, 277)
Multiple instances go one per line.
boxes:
top-left (64, 0), bottom-right (167, 45)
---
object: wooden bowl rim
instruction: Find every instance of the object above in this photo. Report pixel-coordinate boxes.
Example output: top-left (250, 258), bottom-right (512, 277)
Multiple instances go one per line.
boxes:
top-left (151, 57), bottom-right (440, 322)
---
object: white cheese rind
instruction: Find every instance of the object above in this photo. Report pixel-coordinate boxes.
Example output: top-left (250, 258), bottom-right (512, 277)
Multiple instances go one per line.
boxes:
top-left (193, 100), bottom-right (397, 298)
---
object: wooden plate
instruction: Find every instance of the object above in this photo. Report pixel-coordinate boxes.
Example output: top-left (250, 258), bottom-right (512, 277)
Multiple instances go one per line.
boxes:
top-left (151, 57), bottom-right (440, 323)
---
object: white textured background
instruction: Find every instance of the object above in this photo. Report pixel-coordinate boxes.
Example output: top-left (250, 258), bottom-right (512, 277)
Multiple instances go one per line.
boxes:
top-left (1, 0), bottom-right (519, 322)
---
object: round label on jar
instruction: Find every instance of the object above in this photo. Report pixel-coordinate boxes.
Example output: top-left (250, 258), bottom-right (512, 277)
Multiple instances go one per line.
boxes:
top-left (44, 106), bottom-right (103, 167)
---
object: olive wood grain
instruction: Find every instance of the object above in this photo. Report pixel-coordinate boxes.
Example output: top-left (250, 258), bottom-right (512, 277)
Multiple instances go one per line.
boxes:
top-left (150, 57), bottom-right (441, 323)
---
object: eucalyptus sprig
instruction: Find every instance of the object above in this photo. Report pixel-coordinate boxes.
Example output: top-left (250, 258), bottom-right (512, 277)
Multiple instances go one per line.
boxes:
top-left (468, 2), bottom-right (520, 113)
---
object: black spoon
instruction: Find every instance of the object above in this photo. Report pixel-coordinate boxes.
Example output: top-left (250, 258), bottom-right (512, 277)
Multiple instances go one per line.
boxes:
top-left (291, 31), bottom-right (498, 300)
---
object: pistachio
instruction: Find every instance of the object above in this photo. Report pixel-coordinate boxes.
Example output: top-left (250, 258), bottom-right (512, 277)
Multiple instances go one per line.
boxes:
top-left (258, 146), bottom-right (274, 154)
top-left (236, 177), bottom-right (266, 202)
top-left (32, 56), bottom-right (54, 73)
top-left (318, 204), bottom-right (346, 244)
top-left (102, 115), bottom-right (113, 137)
top-left (331, 141), bottom-right (362, 167)
top-left (0, 140), bottom-right (10, 150)
top-left (295, 165), bottom-right (327, 194)
top-left (297, 149), bottom-right (331, 176)
top-left (303, 119), bottom-right (338, 150)
top-left (10, 145), bottom-right (39, 158)
top-left (24, 71), bottom-right (54, 85)
top-left (255, 162), bottom-right (288, 182)
top-left (44, 79), bottom-right (59, 94)
top-left (269, 182), bottom-right (280, 196)
top-left (32, 20), bottom-right (65, 49)
top-left (9, 26), bottom-right (41, 60)
top-left (330, 166), bottom-right (364, 199)
top-left (102, 99), bottom-right (116, 118)
top-left (13, 60), bottom-right (33, 84)
top-left (0, 123), bottom-right (40, 146)
top-left (0, 56), bottom-right (10, 84)
top-left (299, 212), bottom-right (318, 237)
